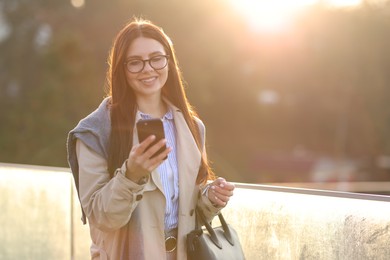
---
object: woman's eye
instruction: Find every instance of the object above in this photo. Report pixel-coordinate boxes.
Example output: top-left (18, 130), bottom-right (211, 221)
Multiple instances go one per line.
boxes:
top-left (151, 56), bottom-right (163, 62)
top-left (128, 60), bottom-right (142, 66)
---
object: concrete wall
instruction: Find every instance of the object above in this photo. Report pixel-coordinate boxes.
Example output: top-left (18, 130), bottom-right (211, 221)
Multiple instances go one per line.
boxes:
top-left (1, 163), bottom-right (389, 259)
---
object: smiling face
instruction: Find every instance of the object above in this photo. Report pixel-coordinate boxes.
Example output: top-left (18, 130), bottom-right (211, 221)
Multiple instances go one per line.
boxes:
top-left (125, 37), bottom-right (169, 100)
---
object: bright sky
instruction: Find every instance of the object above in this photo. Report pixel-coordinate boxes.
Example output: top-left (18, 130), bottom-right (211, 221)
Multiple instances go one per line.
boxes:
top-left (227, 0), bottom-right (363, 33)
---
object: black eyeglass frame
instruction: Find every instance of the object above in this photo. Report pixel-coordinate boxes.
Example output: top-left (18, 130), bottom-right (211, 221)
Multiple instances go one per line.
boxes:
top-left (124, 55), bottom-right (170, 73)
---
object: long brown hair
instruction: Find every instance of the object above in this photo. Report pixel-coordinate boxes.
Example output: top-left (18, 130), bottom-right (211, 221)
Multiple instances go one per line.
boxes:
top-left (106, 18), bottom-right (214, 184)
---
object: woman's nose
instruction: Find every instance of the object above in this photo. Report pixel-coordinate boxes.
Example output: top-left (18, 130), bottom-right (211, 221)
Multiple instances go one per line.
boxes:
top-left (142, 61), bottom-right (154, 72)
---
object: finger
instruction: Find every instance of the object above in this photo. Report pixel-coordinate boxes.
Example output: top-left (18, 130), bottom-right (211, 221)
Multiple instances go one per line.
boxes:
top-left (215, 177), bottom-right (231, 190)
top-left (136, 135), bottom-right (156, 155)
top-left (222, 182), bottom-right (235, 191)
top-left (214, 177), bottom-right (226, 185)
top-left (129, 143), bottom-right (171, 175)
top-left (213, 178), bottom-right (235, 191)
top-left (128, 142), bottom-right (155, 172)
top-left (146, 147), bottom-right (172, 172)
top-left (211, 185), bottom-right (233, 197)
top-left (212, 194), bottom-right (227, 207)
top-left (143, 139), bottom-right (167, 159)
top-left (212, 188), bottom-right (230, 201)
top-left (206, 186), bottom-right (227, 207)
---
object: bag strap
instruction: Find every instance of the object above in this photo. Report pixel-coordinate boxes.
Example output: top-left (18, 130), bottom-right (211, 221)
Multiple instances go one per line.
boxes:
top-left (217, 212), bottom-right (235, 246)
top-left (196, 208), bottom-right (236, 246)
top-left (196, 208), bottom-right (223, 249)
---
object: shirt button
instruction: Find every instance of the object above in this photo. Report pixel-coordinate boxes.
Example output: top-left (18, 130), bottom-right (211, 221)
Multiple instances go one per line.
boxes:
top-left (136, 194), bottom-right (143, 201)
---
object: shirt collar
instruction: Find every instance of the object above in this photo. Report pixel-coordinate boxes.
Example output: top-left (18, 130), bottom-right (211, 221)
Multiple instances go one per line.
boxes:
top-left (137, 108), bottom-right (173, 121)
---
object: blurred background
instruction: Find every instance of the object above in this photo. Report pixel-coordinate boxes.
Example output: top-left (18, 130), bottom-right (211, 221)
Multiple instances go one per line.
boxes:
top-left (1, 0), bottom-right (390, 185)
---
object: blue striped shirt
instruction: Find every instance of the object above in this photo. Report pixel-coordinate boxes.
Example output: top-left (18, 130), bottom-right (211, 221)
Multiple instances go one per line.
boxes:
top-left (138, 109), bottom-right (179, 230)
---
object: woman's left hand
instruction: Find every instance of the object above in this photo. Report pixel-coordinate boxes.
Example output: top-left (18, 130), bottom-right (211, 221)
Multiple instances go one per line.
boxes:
top-left (207, 177), bottom-right (235, 207)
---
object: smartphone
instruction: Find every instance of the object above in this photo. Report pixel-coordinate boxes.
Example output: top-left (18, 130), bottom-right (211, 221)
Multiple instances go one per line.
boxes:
top-left (136, 118), bottom-right (167, 159)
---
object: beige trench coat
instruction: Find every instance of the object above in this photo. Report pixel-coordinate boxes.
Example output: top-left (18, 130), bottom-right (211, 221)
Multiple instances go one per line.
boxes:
top-left (76, 102), bottom-right (220, 260)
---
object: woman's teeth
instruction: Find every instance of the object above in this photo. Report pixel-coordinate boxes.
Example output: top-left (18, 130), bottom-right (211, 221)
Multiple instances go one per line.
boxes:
top-left (141, 77), bottom-right (156, 83)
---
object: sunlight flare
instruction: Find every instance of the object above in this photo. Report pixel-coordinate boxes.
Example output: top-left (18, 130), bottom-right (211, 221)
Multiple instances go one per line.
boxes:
top-left (327, 0), bottom-right (363, 7)
top-left (228, 0), bottom-right (363, 33)
top-left (71, 0), bottom-right (85, 9)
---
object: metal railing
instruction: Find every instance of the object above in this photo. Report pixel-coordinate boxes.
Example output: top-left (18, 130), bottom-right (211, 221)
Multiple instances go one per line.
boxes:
top-left (1, 163), bottom-right (390, 259)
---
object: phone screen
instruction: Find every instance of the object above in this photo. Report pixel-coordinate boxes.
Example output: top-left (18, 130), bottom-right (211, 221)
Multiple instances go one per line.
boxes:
top-left (136, 118), bottom-right (167, 158)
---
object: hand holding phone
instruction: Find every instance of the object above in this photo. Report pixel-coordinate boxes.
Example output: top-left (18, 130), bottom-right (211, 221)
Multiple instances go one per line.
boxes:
top-left (125, 118), bottom-right (171, 183)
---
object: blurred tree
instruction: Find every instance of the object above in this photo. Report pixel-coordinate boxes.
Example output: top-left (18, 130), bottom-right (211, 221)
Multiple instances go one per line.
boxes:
top-left (0, 0), bottom-right (390, 183)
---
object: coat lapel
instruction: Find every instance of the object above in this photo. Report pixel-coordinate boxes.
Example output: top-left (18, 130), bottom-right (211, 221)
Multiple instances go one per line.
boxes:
top-left (169, 104), bottom-right (201, 215)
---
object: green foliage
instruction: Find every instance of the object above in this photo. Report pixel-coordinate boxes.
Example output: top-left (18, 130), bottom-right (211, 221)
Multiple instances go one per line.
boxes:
top-left (1, 0), bottom-right (390, 182)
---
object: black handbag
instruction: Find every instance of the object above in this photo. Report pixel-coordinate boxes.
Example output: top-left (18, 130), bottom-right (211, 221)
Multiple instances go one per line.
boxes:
top-left (186, 208), bottom-right (245, 260)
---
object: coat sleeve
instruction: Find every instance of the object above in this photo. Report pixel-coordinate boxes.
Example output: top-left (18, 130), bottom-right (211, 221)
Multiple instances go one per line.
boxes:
top-left (76, 139), bottom-right (148, 232)
top-left (197, 184), bottom-right (223, 221)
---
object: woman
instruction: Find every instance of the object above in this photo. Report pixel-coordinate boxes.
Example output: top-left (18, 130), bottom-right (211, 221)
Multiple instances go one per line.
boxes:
top-left (67, 18), bottom-right (235, 260)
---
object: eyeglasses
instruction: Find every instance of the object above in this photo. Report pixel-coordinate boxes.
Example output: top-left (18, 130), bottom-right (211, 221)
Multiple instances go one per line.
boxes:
top-left (124, 55), bottom-right (169, 73)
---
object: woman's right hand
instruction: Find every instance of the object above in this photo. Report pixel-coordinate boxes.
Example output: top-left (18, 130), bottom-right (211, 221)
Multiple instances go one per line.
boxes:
top-left (125, 135), bottom-right (172, 183)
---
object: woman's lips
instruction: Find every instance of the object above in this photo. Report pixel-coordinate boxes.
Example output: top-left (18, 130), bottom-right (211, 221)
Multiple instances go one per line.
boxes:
top-left (140, 76), bottom-right (157, 84)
